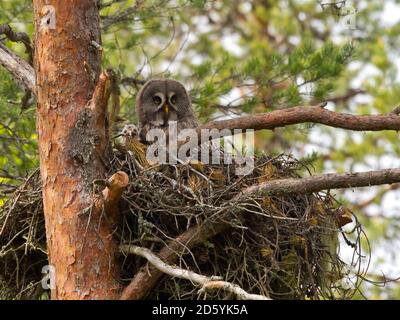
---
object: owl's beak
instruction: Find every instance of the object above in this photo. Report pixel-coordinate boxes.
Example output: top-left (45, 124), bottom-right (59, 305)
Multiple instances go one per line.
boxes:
top-left (164, 104), bottom-right (169, 114)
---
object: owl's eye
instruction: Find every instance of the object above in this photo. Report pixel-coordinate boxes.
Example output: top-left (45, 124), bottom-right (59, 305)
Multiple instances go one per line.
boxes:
top-left (153, 96), bottom-right (162, 105)
top-left (170, 94), bottom-right (177, 105)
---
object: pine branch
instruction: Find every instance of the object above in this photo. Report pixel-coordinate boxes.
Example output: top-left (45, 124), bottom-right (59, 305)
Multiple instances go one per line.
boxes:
top-left (199, 104), bottom-right (400, 135)
top-left (241, 168), bottom-right (400, 196)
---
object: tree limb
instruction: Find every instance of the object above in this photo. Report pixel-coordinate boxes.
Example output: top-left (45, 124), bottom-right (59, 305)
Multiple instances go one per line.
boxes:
top-left (199, 104), bottom-right (400, 135)
top-left (120, 244), bottom-right (270, 300)
top-left (241, 168), bottom-right (400, 196)
top-left (0, 42), bottom-right (35, 93)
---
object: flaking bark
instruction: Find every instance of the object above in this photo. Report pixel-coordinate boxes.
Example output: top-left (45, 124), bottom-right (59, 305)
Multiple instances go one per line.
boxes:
top-left (33, 1), bottom-right (121, 299)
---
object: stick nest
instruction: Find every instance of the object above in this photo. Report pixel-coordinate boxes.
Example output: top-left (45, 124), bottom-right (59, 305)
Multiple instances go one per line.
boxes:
top-left (0, 149), bottom-right (366, 300)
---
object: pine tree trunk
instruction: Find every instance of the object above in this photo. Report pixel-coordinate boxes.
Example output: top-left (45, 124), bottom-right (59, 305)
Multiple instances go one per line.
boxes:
top-left (33, 1), bottom-right (121, 299)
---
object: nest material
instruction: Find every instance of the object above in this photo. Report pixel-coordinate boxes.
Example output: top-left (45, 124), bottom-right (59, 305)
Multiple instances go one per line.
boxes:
top-left (0, 148), bottom-right (365, 300)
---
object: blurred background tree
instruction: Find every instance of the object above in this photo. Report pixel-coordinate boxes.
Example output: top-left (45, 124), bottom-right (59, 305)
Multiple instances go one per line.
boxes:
top-left (0, 0), bottom-right (399, 299)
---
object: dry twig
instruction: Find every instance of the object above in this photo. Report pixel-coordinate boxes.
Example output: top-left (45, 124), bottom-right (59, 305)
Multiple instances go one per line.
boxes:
top-left (120, 244), bottom-right (270, 300)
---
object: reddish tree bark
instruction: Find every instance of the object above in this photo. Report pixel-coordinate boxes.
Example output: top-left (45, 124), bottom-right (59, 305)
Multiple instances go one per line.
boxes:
top-left (33, 1), bottom-right (121, 299)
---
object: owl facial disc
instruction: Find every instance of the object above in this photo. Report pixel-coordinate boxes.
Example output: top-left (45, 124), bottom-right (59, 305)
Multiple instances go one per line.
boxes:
top-left (136, 78), bottom-right (199, 141)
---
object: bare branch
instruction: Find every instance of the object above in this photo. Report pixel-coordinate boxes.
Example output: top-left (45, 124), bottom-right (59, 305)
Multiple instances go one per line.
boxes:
top-left (101, 171), bottom-right (129, 223)
top-left (89, 70), bottom-right (113, 112)
top-left (241, 168), bottom-right (400, 196)
top-left (200, 104), bottom-right (400, 135)
top-left (120, 222), bottom-right (227, 300)
top-left (0, 42), bottom-right (35, 93)
top-left (120, 245), bottom-right (270, 300)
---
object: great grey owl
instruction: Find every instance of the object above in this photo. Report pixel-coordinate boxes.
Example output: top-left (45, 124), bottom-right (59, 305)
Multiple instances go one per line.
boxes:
top-left (135, 79), bottom-right (199, 142)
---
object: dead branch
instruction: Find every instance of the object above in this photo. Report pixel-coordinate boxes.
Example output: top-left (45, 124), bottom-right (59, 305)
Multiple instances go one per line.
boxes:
top-left (241, 168), bottom-right (400, 196)
top-left (89, 69), bottom-right (117, 162)
top-left (109, 71), bottom-right (121, 130)
top-left (120, 244), bottom-right (270, 300)
top-left (199, 281), bottom-right (269, 300)
top-left (95, 171), bottom-right (129, 225)
top-left (102, 171), bottom-right (129, 215)
top-left (120, 222), bottom-right (228, 300)
top-left (0, 42), bottom-right (35, 93)
top-left (90, 70), bottom-right (112, 113)
top-left (199, 104), bottom-right (400, 135)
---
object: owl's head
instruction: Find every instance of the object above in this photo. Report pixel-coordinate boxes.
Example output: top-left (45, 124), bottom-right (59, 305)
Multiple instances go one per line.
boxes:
top-left (136, 79), bottom-right (192, 128)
